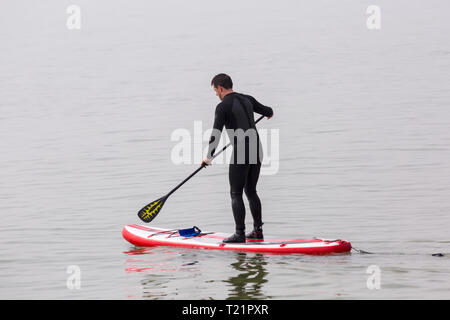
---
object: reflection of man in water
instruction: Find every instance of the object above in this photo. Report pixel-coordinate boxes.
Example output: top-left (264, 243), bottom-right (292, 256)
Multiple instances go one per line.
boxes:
top-left (224, 253), bottom-right (270, 300)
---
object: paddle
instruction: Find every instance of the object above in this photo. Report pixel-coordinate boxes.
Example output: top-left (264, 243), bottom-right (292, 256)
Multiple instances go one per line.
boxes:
top-left (137, 115), bottom-right (266, 223)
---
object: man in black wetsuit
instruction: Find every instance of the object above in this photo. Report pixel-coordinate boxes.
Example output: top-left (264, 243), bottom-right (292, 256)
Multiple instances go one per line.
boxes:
top-left (201, 74), bottom-right (274, 243)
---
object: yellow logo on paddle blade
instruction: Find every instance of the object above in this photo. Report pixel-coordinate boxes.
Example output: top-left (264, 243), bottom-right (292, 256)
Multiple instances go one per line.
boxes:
top-left (138, 198), bottom-right (164, 223)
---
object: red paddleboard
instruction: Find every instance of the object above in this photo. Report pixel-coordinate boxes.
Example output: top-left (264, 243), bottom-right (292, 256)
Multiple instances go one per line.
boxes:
top-left (122, 224), bottom-right (352, 255)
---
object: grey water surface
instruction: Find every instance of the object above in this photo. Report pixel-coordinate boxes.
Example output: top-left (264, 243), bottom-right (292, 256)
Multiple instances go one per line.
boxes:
top-left (1, 0), bottom-right (449, 299)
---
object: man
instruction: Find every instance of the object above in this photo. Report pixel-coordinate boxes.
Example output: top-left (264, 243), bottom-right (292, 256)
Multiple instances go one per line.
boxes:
top-left (202, 74), bottom-right (274, 243)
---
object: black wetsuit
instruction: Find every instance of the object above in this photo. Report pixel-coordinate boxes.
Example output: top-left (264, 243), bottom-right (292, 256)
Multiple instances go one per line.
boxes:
top-left (206, 92), bottom-right (273, 234)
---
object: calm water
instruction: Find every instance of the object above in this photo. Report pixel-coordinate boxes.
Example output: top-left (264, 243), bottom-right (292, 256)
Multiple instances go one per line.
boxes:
top-left (1, 0), bottom-right (449, 299)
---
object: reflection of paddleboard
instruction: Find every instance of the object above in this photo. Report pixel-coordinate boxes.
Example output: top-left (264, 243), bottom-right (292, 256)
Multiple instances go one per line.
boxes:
top-left (122, 225), bottom-right (352, 255)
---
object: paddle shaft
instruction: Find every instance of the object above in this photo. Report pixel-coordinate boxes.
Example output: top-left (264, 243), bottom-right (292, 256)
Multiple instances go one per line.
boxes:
top-left (166, 115), bottom-right (265, 197)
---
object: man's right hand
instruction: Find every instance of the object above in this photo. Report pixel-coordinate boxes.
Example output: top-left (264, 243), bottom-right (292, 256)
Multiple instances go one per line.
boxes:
top-left (201, 158), bottom-right (212, 167)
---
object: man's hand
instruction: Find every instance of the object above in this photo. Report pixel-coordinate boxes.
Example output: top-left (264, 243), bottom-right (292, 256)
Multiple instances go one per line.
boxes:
top-left (201, 158), bottom-right (212, 167)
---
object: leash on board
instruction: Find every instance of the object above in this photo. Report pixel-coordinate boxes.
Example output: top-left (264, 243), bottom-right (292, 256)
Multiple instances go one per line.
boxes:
top-left (350, 246), bottom-right (445, 256)
top-left (351, 245), bottom-right (374, 254)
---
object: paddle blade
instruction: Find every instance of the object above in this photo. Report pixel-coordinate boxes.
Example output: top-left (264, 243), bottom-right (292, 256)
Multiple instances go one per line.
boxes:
top-left (138, 197), bottom-right (166, 223)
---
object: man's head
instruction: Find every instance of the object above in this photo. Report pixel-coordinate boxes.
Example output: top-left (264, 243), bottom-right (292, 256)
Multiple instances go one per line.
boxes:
top-left (211, 73), bottom-right (233, 100)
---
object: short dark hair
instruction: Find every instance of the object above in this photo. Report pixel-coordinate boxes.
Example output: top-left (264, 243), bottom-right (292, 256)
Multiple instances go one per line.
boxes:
top-left (211, 73), bottom-right (233, 89)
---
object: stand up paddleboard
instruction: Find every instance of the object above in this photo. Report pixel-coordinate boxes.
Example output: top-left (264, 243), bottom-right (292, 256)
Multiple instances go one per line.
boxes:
top-left (122, 225), bottom-right (352, 255)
